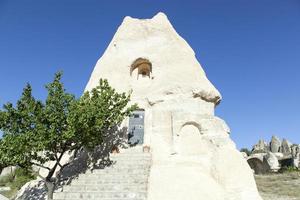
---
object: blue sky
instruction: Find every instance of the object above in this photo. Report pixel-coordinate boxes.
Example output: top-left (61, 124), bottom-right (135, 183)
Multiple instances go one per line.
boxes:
top-left (0, 0), bottom-right (299, 149)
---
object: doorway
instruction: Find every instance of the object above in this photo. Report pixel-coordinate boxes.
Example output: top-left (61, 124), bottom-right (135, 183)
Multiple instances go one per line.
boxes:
top-left (128, 110), bottom-right (145, 146)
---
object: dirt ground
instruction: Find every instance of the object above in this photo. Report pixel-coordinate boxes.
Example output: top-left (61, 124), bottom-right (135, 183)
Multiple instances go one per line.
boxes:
top-left (255, 172), bottom-right (300, 200)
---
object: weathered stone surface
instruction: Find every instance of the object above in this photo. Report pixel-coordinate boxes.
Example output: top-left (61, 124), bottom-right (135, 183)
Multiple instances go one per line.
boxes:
top-left (53, 147), bottom-right (151, 200)
top-left (265, 152), bottom-right (280, 172)
top-left (291, 145), bottom-right (299, 158)
top-left (248, 137), bottom-right (300, 173)
top-left (32, 151), bottom-right (74, 179)
top-left (247, 157), bottom-right (269, 174)
top-left (281, 139), bottom-right (292, 155)
top-left (270, 135), bottom-right (281, 153)
top-left (252, 139), bottom-right (268, 153)
top-left (293, 154), bottom-right (300, 168)
top-left (0, 166), bottom-right (17, 178)
top-left (241, 152), bottom-right (248, 159)
top-left (0, 194), bottom-right (8, 200)
top-left (247, 152), bottom-right (280, 174)
top-left (274, 152), bottom-right (284, 159)
top-left (86, 12), bottom-right (262, 200)
top-left (0, 187), bottom-right (10, 192)
top-left (15, 179), bottom-right (46, 200)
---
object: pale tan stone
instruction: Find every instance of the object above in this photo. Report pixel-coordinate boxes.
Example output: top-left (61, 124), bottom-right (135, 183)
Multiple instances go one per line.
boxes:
top-left (85, 12), bottom-right (262, 200)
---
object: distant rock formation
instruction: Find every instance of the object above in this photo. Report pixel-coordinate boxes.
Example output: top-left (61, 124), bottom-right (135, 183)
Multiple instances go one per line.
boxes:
top-left (252, 139), bottom-right (269, 153)
top-left (243, 136), bottom-right (299, 174)
top-left (270, 135), bottom-right (281, 153)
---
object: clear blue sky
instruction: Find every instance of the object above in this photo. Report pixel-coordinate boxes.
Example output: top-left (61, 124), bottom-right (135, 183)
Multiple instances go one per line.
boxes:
top-left (0, 0), bottom-right (299, 149)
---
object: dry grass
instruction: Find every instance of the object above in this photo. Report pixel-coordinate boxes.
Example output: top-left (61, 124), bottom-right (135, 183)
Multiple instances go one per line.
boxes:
top-left (255, 172), bottom-right (300, 200)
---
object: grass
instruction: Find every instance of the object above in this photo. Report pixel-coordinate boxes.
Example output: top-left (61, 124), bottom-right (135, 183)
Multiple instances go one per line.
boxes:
top-left (255, 170), bottom-right (300, 200)
top-left (0, 168), bottom-right (36, 199)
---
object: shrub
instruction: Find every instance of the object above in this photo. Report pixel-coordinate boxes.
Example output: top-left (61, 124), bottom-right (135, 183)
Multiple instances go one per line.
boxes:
top-left (0, 168), bottom-right (36, 198)
top-left (240, 148), bottom-right (251, 156)
top-left (279, 166), bottom-right (299, 173)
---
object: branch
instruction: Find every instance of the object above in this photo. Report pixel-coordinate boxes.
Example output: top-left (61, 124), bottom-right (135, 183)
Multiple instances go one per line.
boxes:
top-left (60, 162), bottom-right (70, 171)
top-left (19, 164), bottom-right (46, 181)
top-left (37, 173), bottom-right (46, 181)
top-left (30, 161), bottom-right (50, 171)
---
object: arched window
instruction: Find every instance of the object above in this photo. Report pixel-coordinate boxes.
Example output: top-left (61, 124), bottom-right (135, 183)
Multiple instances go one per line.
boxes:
top-left (130, 58), bottom-right (152, 78)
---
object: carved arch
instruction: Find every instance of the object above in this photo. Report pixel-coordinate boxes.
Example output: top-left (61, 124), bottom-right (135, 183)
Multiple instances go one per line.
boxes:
top-left (175, 122), bottom-right (204, 156)
top-left (130, 58), bottom-right (152, 78)
top-left (179, 121), bottom-right (202, 135)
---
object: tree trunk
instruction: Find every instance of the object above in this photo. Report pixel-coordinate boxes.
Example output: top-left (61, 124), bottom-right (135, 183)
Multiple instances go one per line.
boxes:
top-left (44, 151), bottom-right (65, 199)
top-left (45, 180), bottom-right (55, 200)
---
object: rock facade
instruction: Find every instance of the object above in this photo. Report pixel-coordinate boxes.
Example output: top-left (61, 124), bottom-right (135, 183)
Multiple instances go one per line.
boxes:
top-left (85, 12), bottom-right (261, 200)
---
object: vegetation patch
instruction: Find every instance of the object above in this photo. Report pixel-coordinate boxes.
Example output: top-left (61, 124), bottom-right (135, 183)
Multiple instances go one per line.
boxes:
top-left (0, 168), bottom-right (36, 198)
top-left (0, 72), bottom-right (136, 199)
top-left (255, 171), bottom-right (300, 200)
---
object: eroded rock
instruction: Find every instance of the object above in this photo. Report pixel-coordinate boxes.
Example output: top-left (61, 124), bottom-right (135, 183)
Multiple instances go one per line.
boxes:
top-left (270, 135), bottom-right (281, 153)
top-left (281, 139), bottom-right (292, 155)
top-left (85, 12), bottom-right (262, 200)
top-left (265, 152), bottom-right (280, 172)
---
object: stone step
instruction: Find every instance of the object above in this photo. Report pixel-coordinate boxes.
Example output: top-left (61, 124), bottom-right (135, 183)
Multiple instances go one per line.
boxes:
top-left (62, 184), bottom-right (147, 192)
top-left (53, 147), bottom-right (151, 200)
top-left (110, 152), bottom-right (151, 157)
top-left (118, 147), bottom-right (145, 153)
top-left (54, 199), bottom-right (145, 200)
top-left (78, 173), bottom-right (149, 179)
top-left (109, 157), bottom-right (151, 162)
top-left (98, 166), bottom-right (151, 171)
top-left (85, 168), bottom-right (150, 174)
top-left (109, 162), bottom-right (151, 166)
top-left (99, 167), bottom-right (150, 171)
top-left (104, 161), bottom-right (151, 169)
top-left (54, 198), bottom-right (146, 200)
top-left (111, 155), bottom-right (150, 159)
top-left (70, 178), bottom-right (148, 185)
top-left (53, 191), bottom-right (147, 199)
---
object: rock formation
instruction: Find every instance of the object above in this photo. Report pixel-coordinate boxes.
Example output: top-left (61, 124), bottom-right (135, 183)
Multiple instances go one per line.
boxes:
top-left (246, 136), bottom-right (300, 174)
top-left (85, 12), bottom-right (262, 200)
top-left (0, 194), bottom-right (8, 200)
top-left (281, 139), bottom-right (292, 155)
top-left (270, 135), bottom-right (281, 153)
top-left (0, 166), bottom-right (17, 178)
top-left (252, 139), bottom-right (269, 153)
top-left (265, 152), bottom-right (280, 172)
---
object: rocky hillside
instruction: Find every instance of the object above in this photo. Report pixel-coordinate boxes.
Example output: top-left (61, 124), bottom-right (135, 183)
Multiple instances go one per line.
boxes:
top-left (242, 136), bottom-right (299, 174)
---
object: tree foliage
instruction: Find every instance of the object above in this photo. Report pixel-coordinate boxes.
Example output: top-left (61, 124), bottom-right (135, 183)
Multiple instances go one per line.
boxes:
top-left (240, 148), bottom-right (251, 156)
top-left (0, 72), bottom-right (136, 199)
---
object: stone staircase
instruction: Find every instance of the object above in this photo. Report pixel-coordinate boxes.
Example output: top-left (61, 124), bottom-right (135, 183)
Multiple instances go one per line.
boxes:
top-left (53, 147), bottom-right (151, 200)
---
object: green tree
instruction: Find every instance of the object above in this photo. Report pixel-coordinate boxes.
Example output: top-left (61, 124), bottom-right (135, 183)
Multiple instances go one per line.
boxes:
top-left (0, 72), bottom-right (136, 199)
top-left (240, 148), bottom-right (251, 156)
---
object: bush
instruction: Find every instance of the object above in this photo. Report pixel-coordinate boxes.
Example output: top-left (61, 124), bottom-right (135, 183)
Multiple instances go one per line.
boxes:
top-left (240, 148), bottom-right (251, 156)
top-left (279, 166), bottom-right (299, 173)
top-left (10, 168), bottom-right (36, 189)
top-left (0, 168), bottom-right (36, 198)
top-left (251, 149), bottom-right (267, 154)
top-left (0, 173), bottom-right (14, 186)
